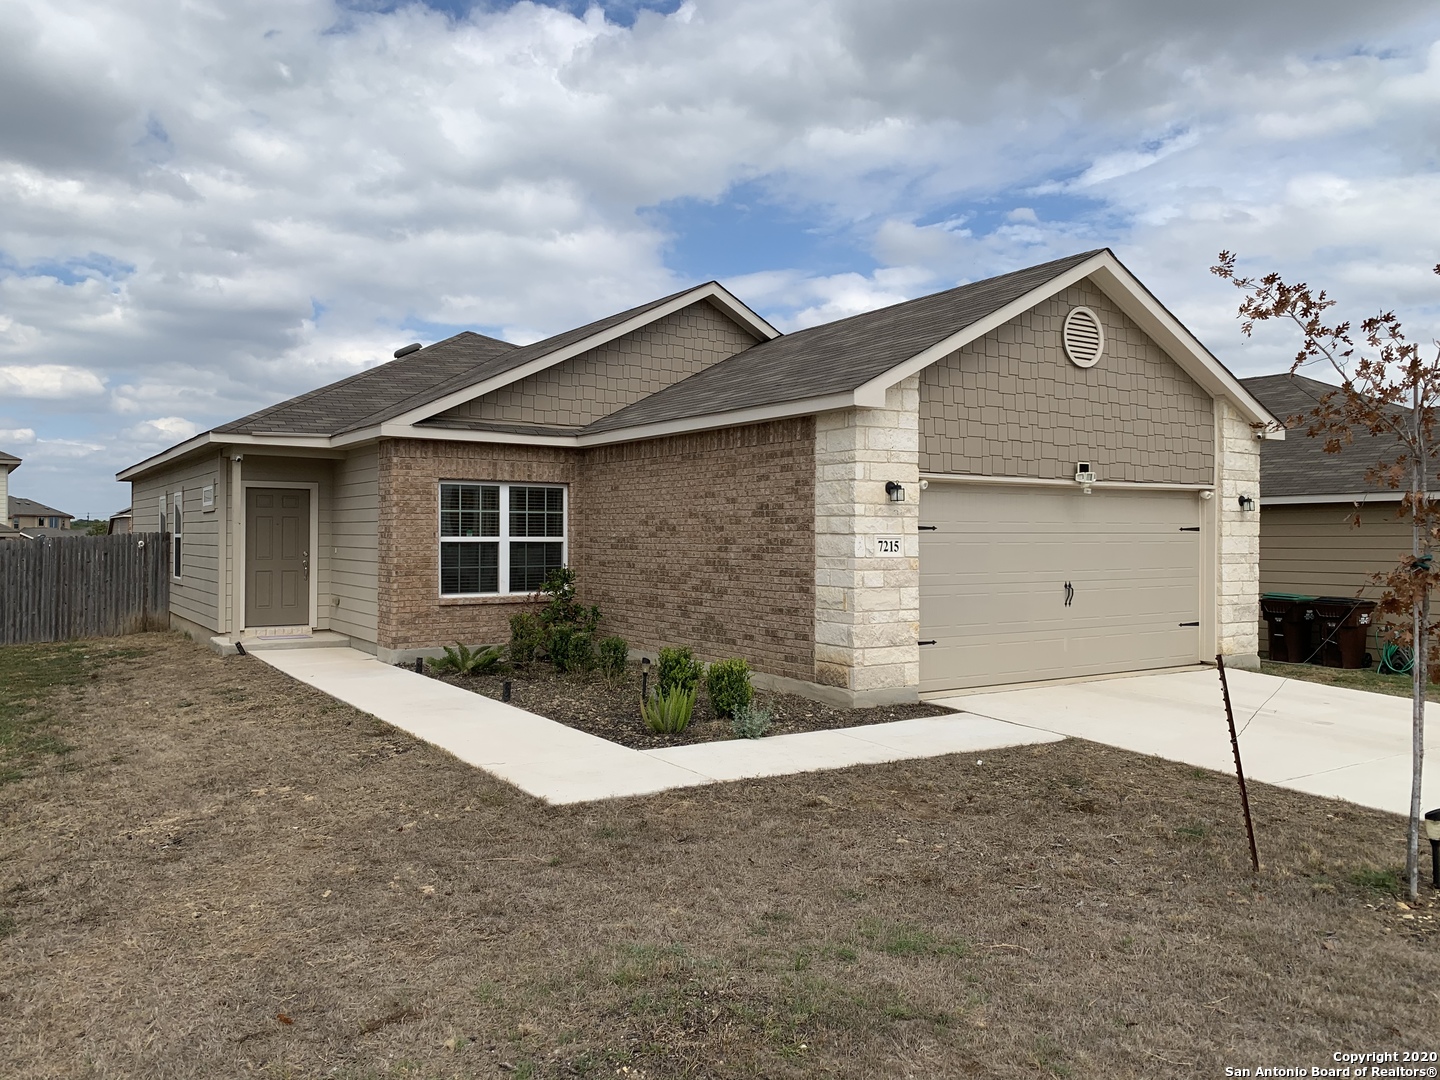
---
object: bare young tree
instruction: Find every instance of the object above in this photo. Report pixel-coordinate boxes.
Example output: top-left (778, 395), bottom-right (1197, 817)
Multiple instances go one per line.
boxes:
top-left (1212, 253), bottom-right (1437, 901)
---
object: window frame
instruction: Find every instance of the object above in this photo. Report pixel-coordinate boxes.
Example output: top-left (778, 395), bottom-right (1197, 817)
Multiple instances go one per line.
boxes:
top-left (171, 489), bottom-right (184, 580)
top-left (437, 481), bottom-right (568, 598)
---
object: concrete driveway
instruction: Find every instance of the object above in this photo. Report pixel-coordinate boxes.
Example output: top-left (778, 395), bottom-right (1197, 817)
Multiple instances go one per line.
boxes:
top-left (934, 667), bottom-right (1439, 817)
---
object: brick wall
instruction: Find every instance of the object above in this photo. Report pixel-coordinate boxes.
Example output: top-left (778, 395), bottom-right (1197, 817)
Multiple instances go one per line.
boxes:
top-left (377, 439), bottom-right (578, 650)
top-left (574, 418), bottom-right (817, 681)
top-left (432, 300), bottom-right (760, 429)
top-left (919, 279), bottom-right (1215, 484)
top-left (376, 422), bottom-right (817, 679)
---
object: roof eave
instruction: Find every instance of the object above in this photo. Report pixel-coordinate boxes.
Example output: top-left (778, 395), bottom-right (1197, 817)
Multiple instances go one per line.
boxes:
top-left (117, 431), bottom-right (357, 481)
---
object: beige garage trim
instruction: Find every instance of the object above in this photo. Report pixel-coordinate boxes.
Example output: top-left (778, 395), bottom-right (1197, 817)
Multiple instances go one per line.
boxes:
top-left (919, 484), bottom-right (1203, 693)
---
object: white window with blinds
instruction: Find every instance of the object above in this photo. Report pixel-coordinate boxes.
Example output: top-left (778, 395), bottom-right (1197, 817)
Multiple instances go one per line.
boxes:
top-left (438, 482), bottom-right (566, 596)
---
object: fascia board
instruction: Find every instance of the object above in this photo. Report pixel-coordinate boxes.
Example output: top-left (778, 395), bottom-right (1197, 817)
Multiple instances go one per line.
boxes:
top-left (1261, 492), bottom-right (1405, 506)
top-left (116, 432), bottom-right (348, 480)
top-left (374, 423), bottom-right (580, 448)
top-left (387, 283), bottom-right (779, 431)
top-left (368, 392), bottom-right (858, 450)
top-left (575, 393), bottom-right (857, 446)
top-left (118, 433), bottom-right (217, 480)
top-left (850, 253), bottom-right (1111, 403)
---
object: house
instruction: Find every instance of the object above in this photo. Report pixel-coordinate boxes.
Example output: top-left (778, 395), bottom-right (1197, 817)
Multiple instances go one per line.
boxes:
top-left (108, 507), bottom-right (133, 534)
top-left (1244, 372), bottom-right (1412, 660)
top-left (9, 496), bottom-right (75, 532)
top-left (0, 450), bottom-right (19, 521)
top-left (119, 249), bottom-right (1278, 704)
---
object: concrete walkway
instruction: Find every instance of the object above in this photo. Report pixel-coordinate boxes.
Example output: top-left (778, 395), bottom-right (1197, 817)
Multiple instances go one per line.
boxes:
top-left (252, 647), bottom-right (1057, 805)
top-left (938, 667), bottom-right (1439, 817)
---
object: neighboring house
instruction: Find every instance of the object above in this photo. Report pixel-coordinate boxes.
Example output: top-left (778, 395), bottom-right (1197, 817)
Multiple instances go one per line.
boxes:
top-left (1244, 372), bottom-right (1414, 659)
top-left (0, 450), bottom-right (19, 522)
top-left (9, 496), bottom-right (74, 531)
top-left (119, 249), bottom-right (1277, 703)
top-left (108, 507), bottom-right (133, 534)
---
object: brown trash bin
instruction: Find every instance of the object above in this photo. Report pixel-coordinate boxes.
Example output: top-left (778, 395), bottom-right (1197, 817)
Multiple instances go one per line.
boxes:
top-left (1309, 597), bottom-right (1377, 669)
top-left (1260, 593), bottom-right (1317, 663)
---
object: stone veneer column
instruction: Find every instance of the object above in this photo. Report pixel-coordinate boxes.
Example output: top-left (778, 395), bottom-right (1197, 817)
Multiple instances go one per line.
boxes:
top-left (1217, 398), bottom-right (1262, 668)
top-left (814, 376), bottom-right (921, 705)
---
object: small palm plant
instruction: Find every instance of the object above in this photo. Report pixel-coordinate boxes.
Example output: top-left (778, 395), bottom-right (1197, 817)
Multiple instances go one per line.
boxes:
top-left (641, 685), bottom-right (697, 734)
top-left (429, 643), bottom-right (504, 676)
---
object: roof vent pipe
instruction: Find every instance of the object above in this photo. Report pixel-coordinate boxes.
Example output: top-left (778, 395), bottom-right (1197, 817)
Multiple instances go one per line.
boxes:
top-left (393, 342), bottom-right (422, 358)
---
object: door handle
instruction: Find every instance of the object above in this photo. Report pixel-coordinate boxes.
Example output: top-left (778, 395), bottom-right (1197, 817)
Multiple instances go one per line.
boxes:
top-left (302, 550), bottom-right (309, 579)
top-left (1064, 582), bottom-right (1074, 607)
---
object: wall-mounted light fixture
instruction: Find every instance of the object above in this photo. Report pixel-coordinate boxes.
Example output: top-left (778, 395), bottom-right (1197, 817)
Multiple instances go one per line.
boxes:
top-left (1238, 495), bottom-right (1257, 512)
top-left (885, 481), bottom-right (905, 502)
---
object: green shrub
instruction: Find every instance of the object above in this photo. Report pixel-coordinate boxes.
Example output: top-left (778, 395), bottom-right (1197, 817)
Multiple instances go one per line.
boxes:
top-left (548, 625), bottom-right (595, 673)
top-left (657, 646), bottom-right (703, 696)
top-left (538, 568), bottom-right (600, 636)
top-left (509, 613), bottom-right (544, 665)
top-left (705, 657), bottom-right (754, 718)
top-left (641, 685), bottom-right (697, 734)
top-left (730, 702), bottom-right (773, 739)
top-left (429, 642), bottom-right (504, 676)
top-left (598, 636), bottom-right (629, 679)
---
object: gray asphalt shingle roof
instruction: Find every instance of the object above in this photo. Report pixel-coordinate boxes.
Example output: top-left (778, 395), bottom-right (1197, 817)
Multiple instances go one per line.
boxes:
top-left (1243, 373), bottom-right (1406, 499)
top-left (583, 250), bottom-right (1106, 434)
top-left (9, 496), bottom-right (71, 519)
top-left (216, 285), bottom-right (700, 437)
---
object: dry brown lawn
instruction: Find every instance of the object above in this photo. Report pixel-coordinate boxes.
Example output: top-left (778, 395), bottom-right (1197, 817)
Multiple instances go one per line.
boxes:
top-left (1, 633), bottom-right (1436, 1079)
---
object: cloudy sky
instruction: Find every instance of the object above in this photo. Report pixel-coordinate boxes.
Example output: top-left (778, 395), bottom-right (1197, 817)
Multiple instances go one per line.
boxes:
top-left (2, 0), bottom-right (1438, 517)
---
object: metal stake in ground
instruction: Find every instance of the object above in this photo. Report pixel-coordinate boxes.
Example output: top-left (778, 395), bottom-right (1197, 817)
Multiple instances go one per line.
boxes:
top-left (1216, 654), bottom-right (1261, 875)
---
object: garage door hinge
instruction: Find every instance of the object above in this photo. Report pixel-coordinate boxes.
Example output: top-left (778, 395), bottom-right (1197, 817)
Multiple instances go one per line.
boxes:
top-left (918, 639), bottom-right (937, 646)
top-left (1179, 526), bottom-right (1201, 532)
top-left (917, 525), bottom-right (938, 531)
top-left (1178, 621), bottom-right (1200, 627)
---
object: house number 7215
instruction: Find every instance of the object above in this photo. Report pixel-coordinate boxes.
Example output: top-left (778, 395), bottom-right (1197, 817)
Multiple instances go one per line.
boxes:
top-left (875, 535), bottom-right (903, 556)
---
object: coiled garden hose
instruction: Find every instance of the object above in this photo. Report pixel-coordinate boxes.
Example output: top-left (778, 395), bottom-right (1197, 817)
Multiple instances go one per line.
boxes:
top-left (1378, 643), bottom-right (1414, 676)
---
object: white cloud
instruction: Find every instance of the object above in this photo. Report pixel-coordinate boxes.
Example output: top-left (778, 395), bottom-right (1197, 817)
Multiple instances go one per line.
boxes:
top-left (0, 364), bottom-right (106, 398)
top-left (0, 427), bottom-right (36, 444)
top-left (122, 417), bottom-right (199, 444)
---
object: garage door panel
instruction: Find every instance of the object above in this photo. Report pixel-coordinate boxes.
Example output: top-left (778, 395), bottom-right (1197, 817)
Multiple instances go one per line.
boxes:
top-left (919, 485), bottom-right (1201, 693)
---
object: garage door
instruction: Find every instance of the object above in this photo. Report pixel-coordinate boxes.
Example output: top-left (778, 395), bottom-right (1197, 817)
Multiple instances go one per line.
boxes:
top-left (919, 484), bottom-right (1202, 693)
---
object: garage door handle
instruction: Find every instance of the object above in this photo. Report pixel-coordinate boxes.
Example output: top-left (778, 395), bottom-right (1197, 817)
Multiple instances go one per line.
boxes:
top-left (918, 525), bottom-right (937, 531)
top-left (1179, 527), bottom-right (1200, 532)
top-left (918, 640), bottom-right (937, 646)
top-left (1179, 621), bottom-right (1200, 627)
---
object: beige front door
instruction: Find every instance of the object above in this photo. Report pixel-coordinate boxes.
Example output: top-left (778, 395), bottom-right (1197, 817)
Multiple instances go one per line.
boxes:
top-left (919, 484), bottom-right (1202, 693)
top-left (246, 488), bottom-right (310, 628)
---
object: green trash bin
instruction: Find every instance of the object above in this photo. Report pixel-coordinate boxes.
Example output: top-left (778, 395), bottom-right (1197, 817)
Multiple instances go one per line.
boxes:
top-left (1260, 592), bottom-right (1317, 663)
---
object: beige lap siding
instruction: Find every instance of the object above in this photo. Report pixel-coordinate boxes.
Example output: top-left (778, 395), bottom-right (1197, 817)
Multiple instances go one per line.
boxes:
top-left (574, 419), bottom-right (817, 681)
top-left (377, 440), bottom-right (579, 650)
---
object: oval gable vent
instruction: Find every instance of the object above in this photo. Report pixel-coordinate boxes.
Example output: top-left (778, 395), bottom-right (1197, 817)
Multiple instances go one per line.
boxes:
top-left (1062, 307), bottom-right (1104, 368)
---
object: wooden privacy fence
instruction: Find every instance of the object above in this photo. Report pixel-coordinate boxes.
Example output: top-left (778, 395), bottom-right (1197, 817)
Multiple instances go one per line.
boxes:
top-left (0, 533), bottom-right (170, 645)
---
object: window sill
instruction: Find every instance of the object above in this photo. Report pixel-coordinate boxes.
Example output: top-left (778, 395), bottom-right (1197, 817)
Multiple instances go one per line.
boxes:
top-left (437, 594), bottom-right (538, 607)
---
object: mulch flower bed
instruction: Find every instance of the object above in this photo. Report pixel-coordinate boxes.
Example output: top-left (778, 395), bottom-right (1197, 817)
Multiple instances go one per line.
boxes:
top-left (422, 662), bottom-right (955, 750)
